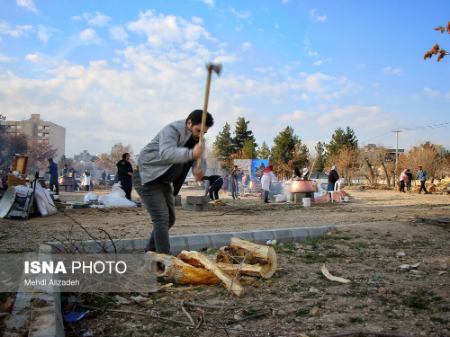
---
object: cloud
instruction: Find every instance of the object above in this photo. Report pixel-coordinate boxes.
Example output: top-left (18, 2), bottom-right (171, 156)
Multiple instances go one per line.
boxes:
top-left (241, 41), bottom-right (251, 51)
top-left (423, 87), bottom-right (440, 97)
top-left (0, 21), bottom-right (33, 38)
top-left (280, 110), bottom-right (309, 121)
top-left (317, 105), bottom-right (384, 128)
top-left (37, 25), bottom-right (52, 43)
top-left (200, 0), bottom-right (215, 7)
top-left (24, 53), bottom-right (42, 62)
top-left (109, 26), bottom-right (128, 43)
top-left (0, 54), bottom-right (12, 62)
top-left (281, 0), bottom-right (290, 4)
top-left (310, 9), bottom-right (327, 23)
top-left (230, 8), bottom-right (251, 19)
top-left (73, 12), bottom-right (111, 27)
top-left (127, 10), bottom-right (213, 47)
top-left (79, 28), bottom-right (101, 44)
top-left (16, 0), bottom-right (38, 13)
top-left (383, 66), bottom-right (403, 76)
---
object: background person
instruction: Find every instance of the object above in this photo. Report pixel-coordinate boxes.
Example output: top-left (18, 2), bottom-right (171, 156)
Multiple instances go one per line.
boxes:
top-left (47, 158), bottom-right (59, 195)
top-left (203, 175), bottom-right (224, 200)
top-left (416, 166), bottom-right (429, 194)
top-left (117, 152), bottom-right (133, 200)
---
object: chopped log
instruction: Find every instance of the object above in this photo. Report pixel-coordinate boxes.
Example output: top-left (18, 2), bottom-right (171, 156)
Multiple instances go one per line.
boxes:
top-left (145, 252), bottom-right (220, 285)
top-left (178, 250), bottom-right (244, 297)
top-left (216, 238), bottom-right (277, 279)
top-left (216, 262), bottom-right (275, 279)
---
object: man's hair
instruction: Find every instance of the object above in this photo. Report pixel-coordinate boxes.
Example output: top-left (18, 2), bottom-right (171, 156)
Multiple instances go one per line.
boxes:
top-left (48, 158), bottom-right (53, 162)
top-left (122, 153), bottom-right (129, 160)
top-left (186, 110), bottom-right (214, 127)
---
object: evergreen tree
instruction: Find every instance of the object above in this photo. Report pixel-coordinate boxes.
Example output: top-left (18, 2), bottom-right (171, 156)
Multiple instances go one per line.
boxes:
top-left (213, 122), bottom-right (234, 163)
top-left (257, 141), bottom-right (271, 159)
top-left (314, 141), bottom-right (326, 172)
top-left (242, 139), bottom-right (255, 159)
top-left (326, 126), bottom-right (358, 157)
top-left (232, 117), bottom-right (257, 154)
top-left (270, 126), bottom-right (299, 163)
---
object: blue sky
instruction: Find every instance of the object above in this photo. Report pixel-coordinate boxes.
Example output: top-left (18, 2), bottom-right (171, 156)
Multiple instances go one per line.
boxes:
top-left (0, 0), bottom-right (449, 156)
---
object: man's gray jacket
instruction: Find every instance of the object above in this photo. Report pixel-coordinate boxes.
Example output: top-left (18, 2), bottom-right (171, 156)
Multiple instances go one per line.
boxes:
top-left (138, 120), bottom-right (204, 185)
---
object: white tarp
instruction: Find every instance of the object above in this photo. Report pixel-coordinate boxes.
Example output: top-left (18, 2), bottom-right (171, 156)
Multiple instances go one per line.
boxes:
top-left (33, 183), bottom-right (57, 216)
top-left (98, 183), bottom-right (136, 208)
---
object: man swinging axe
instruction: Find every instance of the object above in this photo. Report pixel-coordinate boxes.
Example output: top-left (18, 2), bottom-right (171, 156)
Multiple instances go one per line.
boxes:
top-left (134, 63), bottom-right (222, 254)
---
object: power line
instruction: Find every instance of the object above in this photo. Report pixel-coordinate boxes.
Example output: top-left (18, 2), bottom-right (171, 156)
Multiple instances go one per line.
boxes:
top-left (399, 121), bottom-right (450, 132)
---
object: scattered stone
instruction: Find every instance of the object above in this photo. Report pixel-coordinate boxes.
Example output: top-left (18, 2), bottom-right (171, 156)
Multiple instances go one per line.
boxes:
top-left (114, 295), bottom-right (131, 305)
top-left (309, 287), bottom-right (319, 293)
top-left (309, 306), bottom-right (320, 317)
top-left (396, 251), bottom-right (406, 257)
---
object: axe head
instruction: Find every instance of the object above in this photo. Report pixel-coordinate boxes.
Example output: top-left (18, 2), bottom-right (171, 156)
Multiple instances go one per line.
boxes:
top-left (206, 62), bottom-right (222, 76)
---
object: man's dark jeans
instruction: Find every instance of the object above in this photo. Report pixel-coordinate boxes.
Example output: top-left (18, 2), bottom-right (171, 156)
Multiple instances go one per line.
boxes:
top-left (419, 180), bottom-right (428, 194)
top-left (209, 177), bottom-right (223, 200)
top-left (133, 172), bottom-right (175, 254)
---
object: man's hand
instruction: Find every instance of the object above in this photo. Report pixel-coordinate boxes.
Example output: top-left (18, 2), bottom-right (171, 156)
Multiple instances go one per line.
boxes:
top-left (192, 143), bottom-right (205, 160)
top-left (193, 167), bottom-right (204, 181)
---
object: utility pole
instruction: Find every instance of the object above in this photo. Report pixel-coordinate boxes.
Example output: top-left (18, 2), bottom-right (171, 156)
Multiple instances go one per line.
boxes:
top-left (392, 129), bottom-right (402, 187)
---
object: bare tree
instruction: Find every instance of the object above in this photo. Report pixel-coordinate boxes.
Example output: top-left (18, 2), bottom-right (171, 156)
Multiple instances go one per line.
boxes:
top-left (405, 142), bottom-right (444, 182)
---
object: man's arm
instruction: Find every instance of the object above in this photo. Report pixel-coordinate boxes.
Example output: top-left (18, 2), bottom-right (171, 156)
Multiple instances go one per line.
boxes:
top-left (159, 125), bottom-right (193, 164)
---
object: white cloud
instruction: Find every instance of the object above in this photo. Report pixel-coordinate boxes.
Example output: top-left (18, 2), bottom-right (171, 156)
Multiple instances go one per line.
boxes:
top-left (24, 53), bottom-right (42, 62)
top-left (423, 87), bottom-right (440, 97)
top-left (317, 105), bottom-right (384, 128)
top-left (241, 41), bottom-right (251, 51)
top-left (0, 21), bottom-right (33, 38)
top-left (0, 54), bottom-right (12, 62)
top-left (230, 8), bottom-right (251, 19)
top-left (313, 60), bottom-right (323, 66)
top-left (310, 9), bottom-right (327, 23)
top-left (79, 28), bottom-right (101, 44)
top-left (201, 0), bottom-right (215, 7)
top-left (127, 10), bottom-right (212, 47)
top-left (109, 26), bottom-right (128, 43)
top-left (73, 12), bottom-right (111, 27)
top-left (281, 0), bottom-right (290, 4)
top-left (383, 66), bottom-right (403, 76)
top-left (281, 110), bottom-right (308, 121)
top-left (37, 25), bottom-right (51, 43)
top-left (16, 0), bottom-right (38, 13)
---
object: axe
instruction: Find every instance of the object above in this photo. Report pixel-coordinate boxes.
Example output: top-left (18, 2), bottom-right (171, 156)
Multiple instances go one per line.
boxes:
top-left (196, 62), bottom-right (222, 168)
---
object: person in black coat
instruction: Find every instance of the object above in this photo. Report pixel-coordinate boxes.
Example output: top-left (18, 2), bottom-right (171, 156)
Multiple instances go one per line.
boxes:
top-left (203, 175), bottom-right (224, 200)
top-left (116, 153), bottom-right (133, 200)
top-left (328, 165), bottom-right (339, 192)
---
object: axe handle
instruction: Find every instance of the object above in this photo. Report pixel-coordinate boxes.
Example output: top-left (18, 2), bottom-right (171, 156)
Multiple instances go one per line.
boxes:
top-left (196, 69), bottom-right (212, 169)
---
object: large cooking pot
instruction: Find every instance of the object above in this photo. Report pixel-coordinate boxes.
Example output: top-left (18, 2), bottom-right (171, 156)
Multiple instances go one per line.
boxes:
top-left (290, 180), bottom-right (316, 193)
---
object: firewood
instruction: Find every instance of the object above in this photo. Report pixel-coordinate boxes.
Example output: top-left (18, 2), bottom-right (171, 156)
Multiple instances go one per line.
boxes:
top-left (216, 238), bottom-right (277, 278)
top-left (145, 252), bottom-right (220, 285)
top-left (178, 250), bottom-right (244, 297)
top-left (216, 262), bottom-right (276, 279)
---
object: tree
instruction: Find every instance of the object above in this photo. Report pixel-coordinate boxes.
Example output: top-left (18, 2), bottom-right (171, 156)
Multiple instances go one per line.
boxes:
top-left (232, 117), bottom-right (257, 154)
top-left (242, 139), bottom-right (255, 159)
top-left (405, 142), bottom-right (444, 182)
top-left (256, 142), bottom-right (271, 159)
top-left (327, 145), bottom-right (358, 185)
top-left (27, 140), bottom-right (57, 174)
top-left (312, 141), bottom-right (326, 172)
top-left (271, 126), bottom-right (304, 178)
top-left (95, 143), bottom-right (133, 172)
top-left (424, 22), bottom-right (450, 62)
top-left (326, 126), bottom-right (358, 157)
top-left (359, 145), bottom-right (391, 187)
top-left (213, 122), bottom-right (234, 167)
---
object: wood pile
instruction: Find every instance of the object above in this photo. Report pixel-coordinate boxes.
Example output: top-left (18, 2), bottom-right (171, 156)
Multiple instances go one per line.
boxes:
top-left (146, 238), bottom-right (277, 297)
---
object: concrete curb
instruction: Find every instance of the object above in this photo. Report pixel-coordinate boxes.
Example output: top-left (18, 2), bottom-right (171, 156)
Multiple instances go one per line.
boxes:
top-left (14, 225), bottom-right (335, 337)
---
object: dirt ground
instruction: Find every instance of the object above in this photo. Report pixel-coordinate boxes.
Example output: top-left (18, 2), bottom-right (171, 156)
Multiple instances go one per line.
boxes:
top-left (0, 188), bottom-right (449, 253)
top-left (0, 188), bottom-right (449, 336)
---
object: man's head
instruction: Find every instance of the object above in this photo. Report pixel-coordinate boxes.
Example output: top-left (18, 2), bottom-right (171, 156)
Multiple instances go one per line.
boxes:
top-left (418, 165), bottom-right (423, 170)
top-left (122, 153), bottom-right (130, 161)
top-left (48, 158), bottom-right (53, 163)
top-left (186, 109), bottom-right (214, 140)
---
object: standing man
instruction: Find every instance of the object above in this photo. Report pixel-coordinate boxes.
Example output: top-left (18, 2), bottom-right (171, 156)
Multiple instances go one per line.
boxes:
top-left (230, 165), bottom-right (240, 200)
top-left (416, 166), bottom-right (428, 194)
top-left (135, 110), bottom-right (214, 254)
top-left (203, 175), bottom-right (223, 200)
top-left (405, 169), bottom-right (413, 192)
top-left (47, 158), bottom-right (59, 195)
top-left (116, 153), bottom-right (133, 200)
top-left (327, 165), bottom-right (339, 195)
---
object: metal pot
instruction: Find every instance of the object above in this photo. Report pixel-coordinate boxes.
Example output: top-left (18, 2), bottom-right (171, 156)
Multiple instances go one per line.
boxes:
top-left (290, 180), bottom-right (316, 193)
